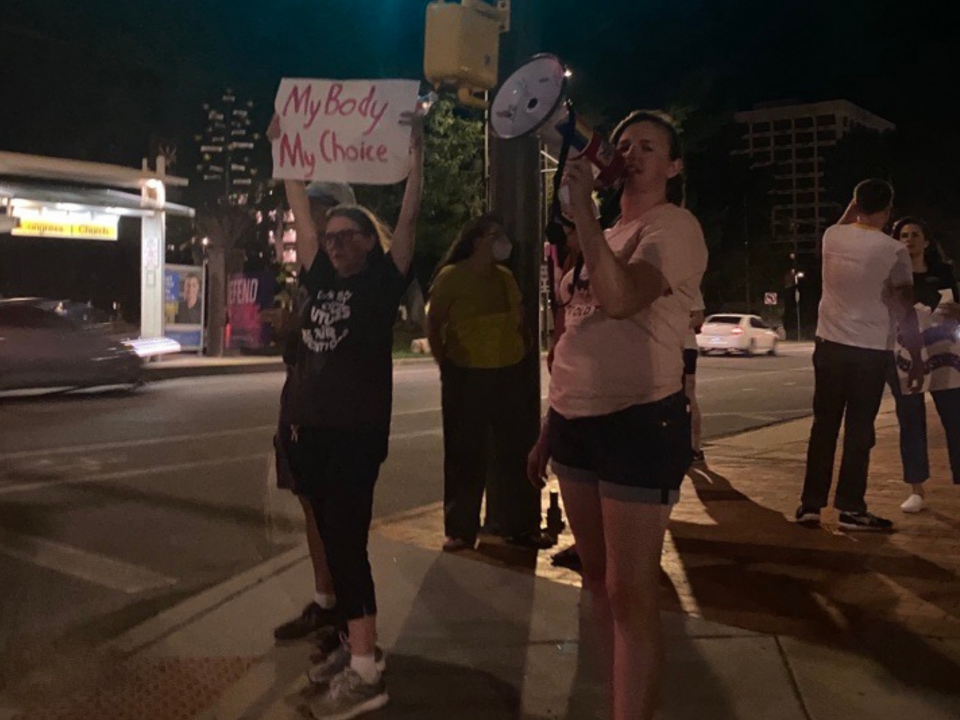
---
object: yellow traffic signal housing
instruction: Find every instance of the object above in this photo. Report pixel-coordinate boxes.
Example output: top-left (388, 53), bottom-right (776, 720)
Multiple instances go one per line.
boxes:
top-left (424, 1), bottom-right (506, 107)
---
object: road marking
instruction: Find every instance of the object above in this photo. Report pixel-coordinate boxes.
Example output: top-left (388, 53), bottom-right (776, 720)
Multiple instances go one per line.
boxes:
top-left (0, 453), bottom-right (268, 496)
top-left (698, 366), bottom-right (812, 384)
top-left (0, 528), bottom-right (177, 594)
top-left (0, 425), bottom-right (276, 462)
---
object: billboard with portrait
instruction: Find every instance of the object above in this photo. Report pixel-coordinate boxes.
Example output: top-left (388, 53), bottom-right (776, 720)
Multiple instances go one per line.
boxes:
top-left (164, 264), bottom-right (205, 351)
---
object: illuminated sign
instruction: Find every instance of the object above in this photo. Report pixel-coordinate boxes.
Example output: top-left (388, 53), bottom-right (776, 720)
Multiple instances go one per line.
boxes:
top-left (10, 209), bottom-right (119, 241)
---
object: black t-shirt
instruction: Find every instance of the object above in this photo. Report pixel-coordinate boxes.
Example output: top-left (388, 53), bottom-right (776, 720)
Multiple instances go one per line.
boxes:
top-left (280, 248), bottom-right (411, 432)
top-left (913, 263), bottom-right (959, 312)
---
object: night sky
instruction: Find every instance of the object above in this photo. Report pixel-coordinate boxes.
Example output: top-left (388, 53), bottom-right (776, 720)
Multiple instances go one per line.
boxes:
top-left (2, 0), bottom-right (957, 164)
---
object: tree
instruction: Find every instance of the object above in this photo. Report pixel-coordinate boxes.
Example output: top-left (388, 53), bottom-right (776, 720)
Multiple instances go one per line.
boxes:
top-left (411, 97), bottom-right (486, 291)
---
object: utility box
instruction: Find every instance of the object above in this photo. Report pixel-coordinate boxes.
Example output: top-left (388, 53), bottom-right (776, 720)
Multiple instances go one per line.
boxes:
top-left (424, 1), bottom-right (501, 93)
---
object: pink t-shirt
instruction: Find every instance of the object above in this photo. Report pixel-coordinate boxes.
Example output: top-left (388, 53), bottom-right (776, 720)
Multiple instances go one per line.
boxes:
top-left (549, 204), bottom-right (708, 418)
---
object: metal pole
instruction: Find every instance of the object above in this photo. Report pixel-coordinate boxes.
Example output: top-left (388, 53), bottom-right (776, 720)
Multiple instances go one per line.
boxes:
top-left (744, 196), bottom-right (751, 313)
top-left (488, 0), bottom-right (541, 420)
top-left (795, 280), bottom-right (801, 342)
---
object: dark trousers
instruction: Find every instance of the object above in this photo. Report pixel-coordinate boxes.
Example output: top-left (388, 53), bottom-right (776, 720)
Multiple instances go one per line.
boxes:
top-left (283, 426), bottom-right (384, 621)
top-left (441, 361), bottom-right (542, 543)
top-left (886, 360), bottom-right (960, 485)
top-left (801, 339), bottom-right (890, 513)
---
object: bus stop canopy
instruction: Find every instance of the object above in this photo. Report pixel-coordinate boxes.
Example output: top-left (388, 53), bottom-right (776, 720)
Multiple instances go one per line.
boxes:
top-left (0, 180), bottom-right (195, 218)
top-left (0, 151), bottom-right (194, 339)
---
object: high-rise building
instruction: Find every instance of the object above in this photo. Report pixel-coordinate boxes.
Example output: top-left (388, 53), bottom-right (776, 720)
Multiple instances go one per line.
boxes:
top-left (734, 100), bottom-right (894, 254)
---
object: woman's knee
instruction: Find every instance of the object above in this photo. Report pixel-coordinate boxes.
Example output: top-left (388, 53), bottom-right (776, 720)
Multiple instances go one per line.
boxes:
top-left (606, 576), bottom-right (659, 624)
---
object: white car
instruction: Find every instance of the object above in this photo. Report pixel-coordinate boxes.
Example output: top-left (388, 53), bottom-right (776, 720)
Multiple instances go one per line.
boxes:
top-left (697, 314), bottom-right (779, 356)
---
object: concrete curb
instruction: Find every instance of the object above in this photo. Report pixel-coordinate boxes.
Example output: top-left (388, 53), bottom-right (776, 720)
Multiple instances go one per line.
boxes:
top-left (143, 360), bottom-right (285, 381)
top-left (143, 355), bottom-right (437, 381)
top-left (107, 543), bottom-right (310, 657)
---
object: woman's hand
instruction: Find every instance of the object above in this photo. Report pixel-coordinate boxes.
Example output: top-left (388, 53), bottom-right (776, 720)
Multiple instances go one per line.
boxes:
top-left (561, 158), bottom-right (595, 213)
top-left (267, 113), bottom-right (281, 142)
top-left (398, 110), bottom-right (424, 153)
top-left (937, 301), bottom-right (960, 322)
top-left (526, 426), bottom-right (551, 489)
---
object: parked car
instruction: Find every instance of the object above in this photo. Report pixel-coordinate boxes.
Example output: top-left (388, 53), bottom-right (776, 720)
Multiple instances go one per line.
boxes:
top-left (697, 313), bottom-right (779, 356)
top-left (0, 298), bottom-right (143, 392)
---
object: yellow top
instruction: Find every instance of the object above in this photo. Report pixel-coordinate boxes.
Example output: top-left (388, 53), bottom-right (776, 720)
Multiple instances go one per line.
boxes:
top-left (430, 262), bottom-right (526, 369)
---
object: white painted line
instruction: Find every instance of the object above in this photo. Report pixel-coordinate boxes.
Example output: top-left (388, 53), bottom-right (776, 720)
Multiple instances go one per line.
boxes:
top-left (391, 428), bottom-right (443, 441)
top-left (0, 425), bottom-right (275, 462)
top-left (697, 366), bottom-right (812, 385)
top-left (0, 528), bottom-right (177, 594)
top-left (0, 453), bottom-right (269, 496)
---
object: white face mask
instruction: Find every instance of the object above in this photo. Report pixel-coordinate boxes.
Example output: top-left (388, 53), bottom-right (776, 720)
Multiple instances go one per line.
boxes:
top-left (492, 237), bottom-right (513, 262)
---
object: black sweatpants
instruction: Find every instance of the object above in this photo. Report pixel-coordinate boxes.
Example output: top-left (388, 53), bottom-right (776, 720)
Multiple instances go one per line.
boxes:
top-left (280, 425), bottom-right (386, 621)
top-left (441, 360), bottom-right (542, 543)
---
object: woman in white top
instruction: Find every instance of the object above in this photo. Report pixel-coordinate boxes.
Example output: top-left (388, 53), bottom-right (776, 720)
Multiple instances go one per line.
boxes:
top-left (528, 111), bottom-right (707, 720)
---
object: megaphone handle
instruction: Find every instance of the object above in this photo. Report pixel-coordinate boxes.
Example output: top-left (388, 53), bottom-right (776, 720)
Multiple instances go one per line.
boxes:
top-left (550, 105), bottom-right (579, 222)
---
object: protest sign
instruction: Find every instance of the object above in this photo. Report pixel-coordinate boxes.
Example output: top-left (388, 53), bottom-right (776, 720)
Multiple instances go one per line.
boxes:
top-left (272, 78), bottom-right (419, 184)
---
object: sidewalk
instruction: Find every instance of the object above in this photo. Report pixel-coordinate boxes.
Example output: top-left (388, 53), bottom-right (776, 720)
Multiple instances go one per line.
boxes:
top-left (3, 400), bottom-right (958, 720)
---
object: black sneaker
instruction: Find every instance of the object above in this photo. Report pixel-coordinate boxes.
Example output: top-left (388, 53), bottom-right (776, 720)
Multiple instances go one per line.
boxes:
top-left (274, 602), bottom-right (339, 642)
top-left (551, 545), bottom-right (582, 572)
top-left (839, 511), bottom-right (894, 531)
top-left (794, 505), bottom-right (821, 525)
top-left (691, 449), bottom-right (705, 464)
top-left (506, 530), bottom-right (556, 550)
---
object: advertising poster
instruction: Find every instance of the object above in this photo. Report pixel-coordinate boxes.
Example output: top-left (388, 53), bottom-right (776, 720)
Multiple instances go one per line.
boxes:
top-left (164, 264), bottom-right (205, 351)
top-left (227, 270), bottom-right (276, 349)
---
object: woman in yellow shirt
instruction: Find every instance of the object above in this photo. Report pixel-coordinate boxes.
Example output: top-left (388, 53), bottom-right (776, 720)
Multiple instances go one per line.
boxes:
top-left (427, 214), bottom-right (550, 551)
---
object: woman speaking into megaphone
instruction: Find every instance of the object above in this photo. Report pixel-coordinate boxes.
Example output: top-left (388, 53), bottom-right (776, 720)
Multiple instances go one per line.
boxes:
top-left (527, 110), bottom-right (708, 720)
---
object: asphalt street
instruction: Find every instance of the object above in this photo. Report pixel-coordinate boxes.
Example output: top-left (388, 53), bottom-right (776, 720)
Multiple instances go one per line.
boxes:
top-left (0, 344), bottom-right (816, 689)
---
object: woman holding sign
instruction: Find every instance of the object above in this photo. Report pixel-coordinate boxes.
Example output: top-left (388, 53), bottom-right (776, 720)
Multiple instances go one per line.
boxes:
top-left (269, 106), bottom-right (423, 720)
top-left (528, 111), bottom-right (707, 720)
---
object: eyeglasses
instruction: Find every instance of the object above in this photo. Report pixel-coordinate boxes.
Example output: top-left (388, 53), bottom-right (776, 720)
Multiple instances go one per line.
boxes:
top-left (320, 229), bottom-right (365, 248)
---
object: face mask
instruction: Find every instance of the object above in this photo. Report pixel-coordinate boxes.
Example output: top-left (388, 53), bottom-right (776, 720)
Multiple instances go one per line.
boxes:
top-left (492, 237), bottom-right (513, 262)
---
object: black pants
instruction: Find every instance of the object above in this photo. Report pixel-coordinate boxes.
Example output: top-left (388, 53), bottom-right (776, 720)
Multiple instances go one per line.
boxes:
top-left (441, 361), bottom-right (542, 543)
top-left (281, 425), bottom-right (385, 621)
top-left (801, 339), bottom-right (889, 513)
top-left (886, 357), bottom-right (960, 485)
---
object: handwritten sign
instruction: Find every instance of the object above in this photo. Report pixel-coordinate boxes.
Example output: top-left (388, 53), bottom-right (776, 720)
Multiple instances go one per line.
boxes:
top-left (272, 78), bottom-right (419, 185)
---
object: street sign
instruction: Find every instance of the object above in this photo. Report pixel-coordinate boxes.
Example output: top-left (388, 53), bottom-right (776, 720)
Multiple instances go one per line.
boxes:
top-left (764, 292), bottom-right (778, 306)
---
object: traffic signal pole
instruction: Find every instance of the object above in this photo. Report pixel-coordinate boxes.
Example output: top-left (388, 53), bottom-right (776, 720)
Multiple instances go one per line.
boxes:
top-left (488, 0), bottom-right (542, 437)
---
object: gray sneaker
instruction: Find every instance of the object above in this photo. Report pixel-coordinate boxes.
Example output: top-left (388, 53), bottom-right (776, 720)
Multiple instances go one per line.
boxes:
top-left (308, 638), bottom-right (387, 687)
top-left (301, 667), bottom-right (388, 720)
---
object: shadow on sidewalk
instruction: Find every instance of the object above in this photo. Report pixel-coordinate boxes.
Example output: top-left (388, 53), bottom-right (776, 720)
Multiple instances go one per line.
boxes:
top-left (671, 465), bottom-right (960, 702)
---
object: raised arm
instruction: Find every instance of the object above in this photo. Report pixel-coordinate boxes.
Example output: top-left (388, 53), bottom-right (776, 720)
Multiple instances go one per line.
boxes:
top-left (565, 158), bottom-right (668, 319)
top-left (389, 114), bottom-right (424, 276)
top-left (268, 114), bottom-right (320, 270)
top-left (890, 283), bottom-right (925, 392)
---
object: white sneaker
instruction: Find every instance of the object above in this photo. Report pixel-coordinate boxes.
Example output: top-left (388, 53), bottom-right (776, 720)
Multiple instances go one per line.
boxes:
top-left (900, 494), bottom-right (924, 513)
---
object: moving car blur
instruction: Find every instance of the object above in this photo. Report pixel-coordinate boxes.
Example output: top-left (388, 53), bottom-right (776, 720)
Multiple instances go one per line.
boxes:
top-left (0, 298), bottom-right (143, 393)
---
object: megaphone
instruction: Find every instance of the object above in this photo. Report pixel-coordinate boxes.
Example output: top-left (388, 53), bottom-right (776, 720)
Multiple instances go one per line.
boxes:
top-left (490, 54), bottom-right (626, 189)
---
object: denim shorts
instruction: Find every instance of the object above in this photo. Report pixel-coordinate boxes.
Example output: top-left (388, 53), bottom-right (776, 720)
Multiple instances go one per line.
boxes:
top-left (547, 391), bottom-right (692, 505)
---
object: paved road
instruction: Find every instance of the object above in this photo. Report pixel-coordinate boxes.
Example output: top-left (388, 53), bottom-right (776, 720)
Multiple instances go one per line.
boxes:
top-left (0, 345), bottom-right (815, 689)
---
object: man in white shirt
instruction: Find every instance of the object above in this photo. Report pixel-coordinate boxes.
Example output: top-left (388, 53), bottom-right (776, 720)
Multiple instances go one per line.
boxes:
top-left (796, 179), bottom-right (924, 531)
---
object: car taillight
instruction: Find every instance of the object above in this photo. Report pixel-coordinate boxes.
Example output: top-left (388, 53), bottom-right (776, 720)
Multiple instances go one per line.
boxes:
top-left (731, 327), bottom-right (744, 335)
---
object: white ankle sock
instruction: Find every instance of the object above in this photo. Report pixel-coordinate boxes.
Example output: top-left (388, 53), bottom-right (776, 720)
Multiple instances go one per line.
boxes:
top-left (314, 592), bottom-right (336, 610)
top-left (350, 653), bottom-right (381, 684)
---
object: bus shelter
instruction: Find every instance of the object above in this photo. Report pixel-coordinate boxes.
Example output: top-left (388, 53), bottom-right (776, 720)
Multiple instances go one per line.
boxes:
top-left (0, 151), bottom-right (194, 341)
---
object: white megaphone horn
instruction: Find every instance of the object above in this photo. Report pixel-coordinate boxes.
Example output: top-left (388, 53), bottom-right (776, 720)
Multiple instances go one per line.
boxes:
top-left (489, 54), bottom-right (626, 189)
